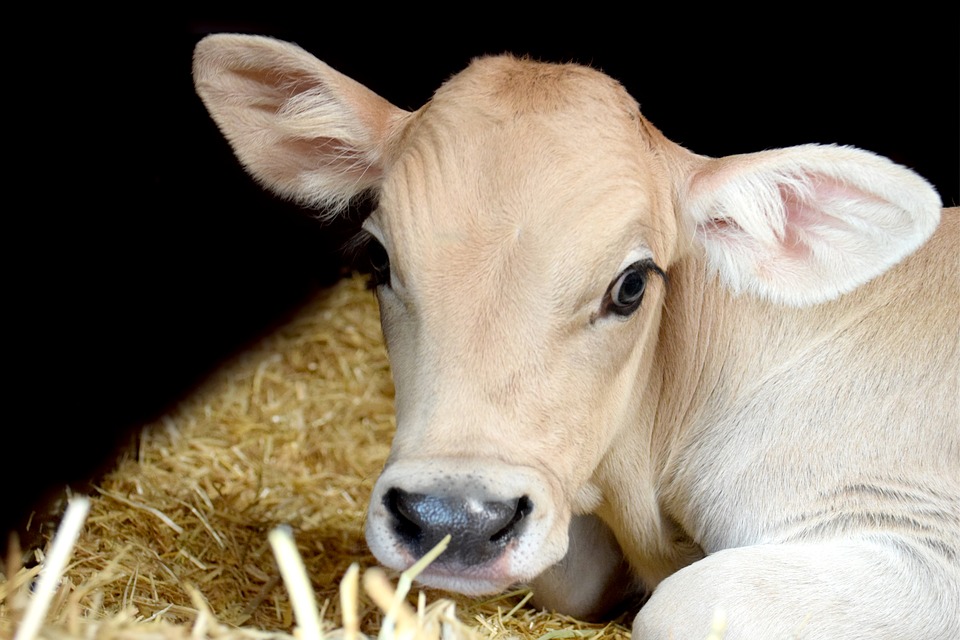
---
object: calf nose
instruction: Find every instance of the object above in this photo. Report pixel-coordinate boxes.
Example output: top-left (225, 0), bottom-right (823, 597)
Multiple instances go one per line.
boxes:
top-left (385, 488), bottom-right (533, 566)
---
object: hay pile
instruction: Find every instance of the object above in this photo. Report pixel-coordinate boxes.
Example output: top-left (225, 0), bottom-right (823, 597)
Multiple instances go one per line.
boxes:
top-left (1, 274), bottom-right (632, 640)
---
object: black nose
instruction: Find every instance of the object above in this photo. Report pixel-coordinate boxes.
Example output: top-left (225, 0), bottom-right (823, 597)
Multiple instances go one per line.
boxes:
top-left (384, 488), bottom-right (533, 566)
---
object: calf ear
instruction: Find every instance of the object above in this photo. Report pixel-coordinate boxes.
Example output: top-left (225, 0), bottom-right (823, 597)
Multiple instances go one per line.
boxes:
top-left (193, 34), bottom-right (408, 214)
top-left (679, 144), bottom-right (941, 306)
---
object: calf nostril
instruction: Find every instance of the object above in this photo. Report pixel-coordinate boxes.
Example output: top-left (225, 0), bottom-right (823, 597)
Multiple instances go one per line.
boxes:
top-left (490, 495), bottom-right (532, 543)
top-left (383, 488), bottom-right (533, 565)
top-left (385, 488), bottom-right (424, 541)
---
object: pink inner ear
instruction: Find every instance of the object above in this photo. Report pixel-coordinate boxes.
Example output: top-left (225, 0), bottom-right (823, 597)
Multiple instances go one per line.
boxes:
top-left (703, 216), bottom-right (743, 238)
top-left (779, 183), bottom-right (818, 261)
top-left (777, 174), bottom-right (886, 261)
top-left (256, 134), bottom-right (381, 195)
top-left (701, 172), bottom-right (886, 264)
top-left (226, 66), bottom-right (320, 114)
top-left (282, 136), bottom-right (381, 179)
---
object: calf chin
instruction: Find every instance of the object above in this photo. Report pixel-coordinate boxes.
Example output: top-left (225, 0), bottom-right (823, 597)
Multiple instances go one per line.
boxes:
top-left (365, 457), bottom-right (571, 594)
top-left (530, 514), bottom-right (648, 621)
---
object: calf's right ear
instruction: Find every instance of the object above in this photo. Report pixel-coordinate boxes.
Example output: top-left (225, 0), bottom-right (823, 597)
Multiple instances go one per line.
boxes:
top-left (192, 34), bottom-right (409, 214)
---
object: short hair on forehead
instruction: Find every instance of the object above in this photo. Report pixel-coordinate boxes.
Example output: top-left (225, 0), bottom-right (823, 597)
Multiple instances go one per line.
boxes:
top-left (433, 54), bottom-right (640, 122)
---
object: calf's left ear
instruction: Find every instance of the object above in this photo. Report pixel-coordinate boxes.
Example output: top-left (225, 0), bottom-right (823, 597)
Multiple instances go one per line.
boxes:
top-left (679, 144), bottom-right (941, 306)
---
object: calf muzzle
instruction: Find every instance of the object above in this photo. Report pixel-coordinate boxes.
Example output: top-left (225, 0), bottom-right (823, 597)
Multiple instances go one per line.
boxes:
top-left (385, 487), bottom-right (533, 566)
top-left (365, 457), bottom-right (570, 594)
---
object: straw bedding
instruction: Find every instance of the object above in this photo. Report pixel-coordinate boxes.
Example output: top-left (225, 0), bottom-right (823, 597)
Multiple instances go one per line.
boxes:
top-left (1, 273), bottom-right (633, 640)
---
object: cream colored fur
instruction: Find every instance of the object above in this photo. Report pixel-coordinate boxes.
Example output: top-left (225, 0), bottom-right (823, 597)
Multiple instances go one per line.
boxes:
top-left (194, 34), bottom-right (959, 639)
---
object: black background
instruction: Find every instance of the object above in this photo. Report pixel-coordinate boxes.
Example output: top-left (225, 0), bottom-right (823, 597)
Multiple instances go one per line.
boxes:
top-left (6, 11), bottom-right (957, 538)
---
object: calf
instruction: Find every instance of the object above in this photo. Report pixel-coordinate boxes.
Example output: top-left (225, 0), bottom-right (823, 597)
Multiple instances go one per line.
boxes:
top-left (193, 34), bottom-right (959, 639)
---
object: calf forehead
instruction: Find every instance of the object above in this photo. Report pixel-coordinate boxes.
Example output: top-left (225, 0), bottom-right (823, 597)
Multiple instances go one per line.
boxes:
top-left (378, 55), bottom-right (671, 287)
top-left (434, 54), bottom-right (640, 119)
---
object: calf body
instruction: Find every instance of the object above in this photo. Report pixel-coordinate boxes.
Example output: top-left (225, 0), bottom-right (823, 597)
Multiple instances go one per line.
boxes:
top-left (193, 35), bottom-right (959, 638)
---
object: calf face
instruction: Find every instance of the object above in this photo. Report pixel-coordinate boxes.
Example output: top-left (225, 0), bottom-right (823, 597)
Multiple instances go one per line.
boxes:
top-left (358, 55), bottom-right (682, 594)
top-left (193, 34), bottom-right (944, 608)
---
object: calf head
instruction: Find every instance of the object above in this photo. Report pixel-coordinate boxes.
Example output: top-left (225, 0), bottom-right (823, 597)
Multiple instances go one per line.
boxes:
top-left (193, 35), bottom-right (941, 596)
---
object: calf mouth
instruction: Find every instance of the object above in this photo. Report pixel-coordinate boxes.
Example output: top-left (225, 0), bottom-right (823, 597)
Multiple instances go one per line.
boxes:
top-left (394, 541), bottom-right (525, 596)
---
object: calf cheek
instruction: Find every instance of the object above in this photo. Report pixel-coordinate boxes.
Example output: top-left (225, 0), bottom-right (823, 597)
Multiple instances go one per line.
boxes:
top-left (536, 343), bottom-right (648, 494)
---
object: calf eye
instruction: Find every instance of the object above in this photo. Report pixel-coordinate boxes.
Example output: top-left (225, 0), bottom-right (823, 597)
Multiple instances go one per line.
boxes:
top-left (602, 259), bottom-right (664, 317)
top-left (610, 265), bottom-right (647, 314)
top-left (366, 236), bottom-right (391, 288)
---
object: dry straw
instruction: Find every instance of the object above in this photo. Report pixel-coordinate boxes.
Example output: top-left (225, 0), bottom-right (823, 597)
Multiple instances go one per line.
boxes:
top-left (0, 274), bottom-right (633, 640)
